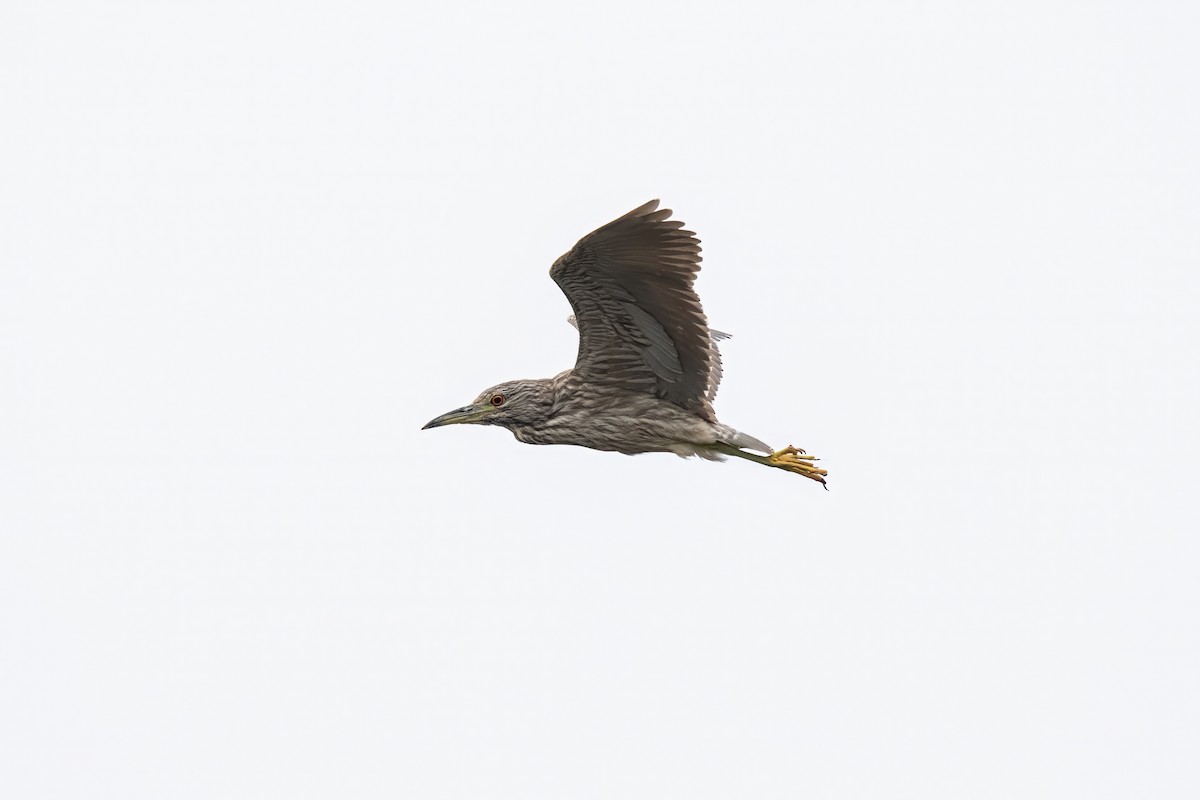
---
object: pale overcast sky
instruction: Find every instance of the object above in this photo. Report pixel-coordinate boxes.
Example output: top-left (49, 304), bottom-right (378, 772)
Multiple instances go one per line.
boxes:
top-left (2, 2), bottom-right (1197, 798)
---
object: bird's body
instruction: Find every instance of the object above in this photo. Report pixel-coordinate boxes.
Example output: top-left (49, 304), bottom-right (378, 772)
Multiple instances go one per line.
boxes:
top-left (495, 370), bottom-right (768, 458)
top-left (423, 200), bottom-right (827, 486)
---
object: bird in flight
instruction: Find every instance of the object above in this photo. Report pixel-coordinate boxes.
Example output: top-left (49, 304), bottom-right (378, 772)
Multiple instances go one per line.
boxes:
top-left (422, 200), bottom-right (828, 486)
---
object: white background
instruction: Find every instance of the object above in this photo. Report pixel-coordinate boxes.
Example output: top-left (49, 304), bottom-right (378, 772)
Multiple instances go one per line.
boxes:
top-left (2, 2), bottom-right (1197, 798)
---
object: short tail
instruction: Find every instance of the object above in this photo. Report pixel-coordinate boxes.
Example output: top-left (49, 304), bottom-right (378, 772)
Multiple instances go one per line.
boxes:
top-left (718, 428), bottom-right (772, 454)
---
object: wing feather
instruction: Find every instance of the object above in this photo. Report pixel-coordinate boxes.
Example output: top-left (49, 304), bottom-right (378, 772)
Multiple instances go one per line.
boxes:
top-left (550, 200), bottom-right (717, 420)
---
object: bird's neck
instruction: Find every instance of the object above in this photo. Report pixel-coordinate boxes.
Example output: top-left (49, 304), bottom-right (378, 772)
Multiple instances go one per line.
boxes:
top-left (506, 373), bottom-right (570, 446)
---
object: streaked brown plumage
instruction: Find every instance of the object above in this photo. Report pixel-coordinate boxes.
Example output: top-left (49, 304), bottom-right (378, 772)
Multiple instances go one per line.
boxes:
top-left (422, 200), bottom-right (827, 486)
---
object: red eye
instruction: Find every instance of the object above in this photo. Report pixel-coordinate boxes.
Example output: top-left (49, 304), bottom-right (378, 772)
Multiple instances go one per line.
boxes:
top-left (489, 393), bottom-right (505, 407)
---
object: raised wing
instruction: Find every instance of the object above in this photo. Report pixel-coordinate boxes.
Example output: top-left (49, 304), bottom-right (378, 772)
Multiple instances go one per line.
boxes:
top-left (566, 315), bottom-right (730, 405)
top-left (551, 200), bottom-right (716, 421)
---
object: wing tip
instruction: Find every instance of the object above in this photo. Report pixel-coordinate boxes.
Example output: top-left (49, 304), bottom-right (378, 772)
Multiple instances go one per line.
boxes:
top-left (626, 199), bottom-right (662, 219)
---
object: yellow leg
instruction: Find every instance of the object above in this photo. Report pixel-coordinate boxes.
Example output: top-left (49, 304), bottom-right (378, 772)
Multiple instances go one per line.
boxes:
top-left (710, 442), bottom-right (828, 488)
top-left (767, 445), bottom-right (828, 487)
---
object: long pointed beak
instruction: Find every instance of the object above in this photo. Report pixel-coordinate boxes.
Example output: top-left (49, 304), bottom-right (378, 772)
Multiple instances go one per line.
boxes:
top-left (421, 404), bottom-right (490, 430)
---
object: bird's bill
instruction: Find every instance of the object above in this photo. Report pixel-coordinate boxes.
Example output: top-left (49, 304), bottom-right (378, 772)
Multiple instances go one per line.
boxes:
top-left (421, 404), bottom-right (491, 429)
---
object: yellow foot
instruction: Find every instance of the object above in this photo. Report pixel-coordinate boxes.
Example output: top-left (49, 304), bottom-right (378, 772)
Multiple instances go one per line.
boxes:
top-left (768, 445), bottom-right (828, 487)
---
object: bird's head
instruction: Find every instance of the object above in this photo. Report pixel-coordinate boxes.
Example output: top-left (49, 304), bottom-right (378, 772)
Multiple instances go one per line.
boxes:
top-left (422, 379), bottom-right (552, 433)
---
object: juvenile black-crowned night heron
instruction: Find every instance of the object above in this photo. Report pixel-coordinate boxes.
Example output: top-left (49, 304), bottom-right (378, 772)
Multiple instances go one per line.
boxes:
top-left (423, 200), bottom-right (828, 486)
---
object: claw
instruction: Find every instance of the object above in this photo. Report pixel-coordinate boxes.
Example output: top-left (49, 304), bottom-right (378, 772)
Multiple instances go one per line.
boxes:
top-left (768, 444), bottom-right (828, 486)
